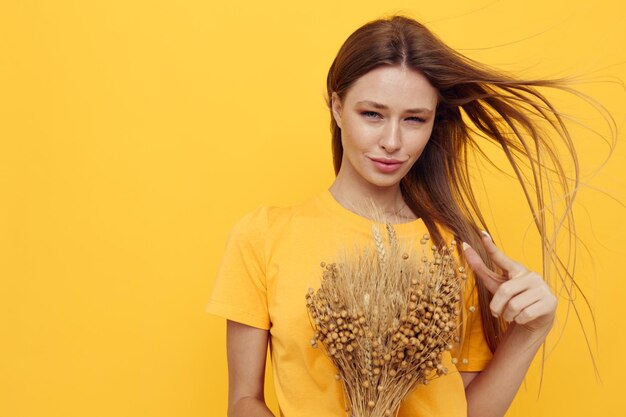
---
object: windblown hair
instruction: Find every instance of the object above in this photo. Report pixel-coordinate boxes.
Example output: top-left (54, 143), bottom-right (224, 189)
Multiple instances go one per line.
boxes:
top-left (325, 15), bottom-right (611, 353)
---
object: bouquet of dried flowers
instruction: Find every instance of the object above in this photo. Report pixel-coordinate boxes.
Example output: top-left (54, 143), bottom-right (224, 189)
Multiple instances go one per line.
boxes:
top-left (306, 224), bottom-right (465, 417)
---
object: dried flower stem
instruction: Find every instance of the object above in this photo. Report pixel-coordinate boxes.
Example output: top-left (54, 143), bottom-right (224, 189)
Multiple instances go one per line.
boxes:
top-left (306, 227), bottom-right (464, 417)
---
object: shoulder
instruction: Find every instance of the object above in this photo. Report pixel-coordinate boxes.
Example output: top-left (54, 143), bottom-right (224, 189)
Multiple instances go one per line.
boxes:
top-left (230, 205), bottom-right (271, 236)
top-left (229, 194), bottom-right (322, 239)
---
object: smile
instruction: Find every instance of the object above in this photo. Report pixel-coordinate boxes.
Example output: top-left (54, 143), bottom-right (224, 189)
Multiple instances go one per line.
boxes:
top-left (369, 157), bottom-right (405, 173)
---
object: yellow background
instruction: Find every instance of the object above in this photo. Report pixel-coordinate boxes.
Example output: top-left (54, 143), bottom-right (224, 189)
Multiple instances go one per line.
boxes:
top-left (1, 1), bottom-right (624, 416)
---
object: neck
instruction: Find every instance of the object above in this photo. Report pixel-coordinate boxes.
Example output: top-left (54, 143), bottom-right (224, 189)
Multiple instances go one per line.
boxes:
top-left (328, 172), bottom-right (416, 223)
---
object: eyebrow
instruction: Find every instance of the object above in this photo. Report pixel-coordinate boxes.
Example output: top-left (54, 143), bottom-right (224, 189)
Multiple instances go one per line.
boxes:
top-left (356, 100), bottom-right (433, 114)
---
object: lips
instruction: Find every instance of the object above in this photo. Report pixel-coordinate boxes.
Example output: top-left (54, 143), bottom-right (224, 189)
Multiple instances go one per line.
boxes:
top-left (369, 157), bottom-right (405, 173)
top-left (371, 157), bottom-right (404, 164)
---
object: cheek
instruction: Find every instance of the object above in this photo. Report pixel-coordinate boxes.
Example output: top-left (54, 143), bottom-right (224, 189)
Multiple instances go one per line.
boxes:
top-left (410, 126), bottom-right (434, 151)
top-left (343, 120), bottom-right (377, 148)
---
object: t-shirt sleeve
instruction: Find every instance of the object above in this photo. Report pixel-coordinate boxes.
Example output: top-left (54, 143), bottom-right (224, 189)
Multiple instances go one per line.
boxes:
top-left (205, 207), bottom-right (271, 330)
top-left (452, 266), bottom-right (494, 372)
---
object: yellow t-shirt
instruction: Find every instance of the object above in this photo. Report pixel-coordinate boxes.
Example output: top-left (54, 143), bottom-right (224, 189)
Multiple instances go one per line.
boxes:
top-left (206, 190), bottom-right (492, 417)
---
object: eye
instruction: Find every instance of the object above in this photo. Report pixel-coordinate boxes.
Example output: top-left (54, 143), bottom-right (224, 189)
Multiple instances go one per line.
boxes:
top-left (361, 111), bottom-right (381, 119)
top-left (406, 116), bottom-right (426, 123)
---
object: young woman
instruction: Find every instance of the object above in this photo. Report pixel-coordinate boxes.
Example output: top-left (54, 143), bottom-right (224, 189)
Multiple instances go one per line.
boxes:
top-left (207, 15), bottom-right (598, 417)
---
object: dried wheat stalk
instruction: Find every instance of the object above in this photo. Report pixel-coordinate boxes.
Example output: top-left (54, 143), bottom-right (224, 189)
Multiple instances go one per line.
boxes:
top-left (306, 225), bottom-right (465, 417)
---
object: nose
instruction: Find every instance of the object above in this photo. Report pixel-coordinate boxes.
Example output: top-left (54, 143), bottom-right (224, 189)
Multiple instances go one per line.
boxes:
top-left (379, 120), bottom-right (401, 153)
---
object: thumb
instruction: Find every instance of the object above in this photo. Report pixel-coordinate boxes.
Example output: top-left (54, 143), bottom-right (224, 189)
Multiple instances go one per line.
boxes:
top-left (462, 241), bottom-right (506, 294)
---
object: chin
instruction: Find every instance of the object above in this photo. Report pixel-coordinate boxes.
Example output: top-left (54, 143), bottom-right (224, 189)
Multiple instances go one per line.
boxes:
top-left (366, 176), bottom-right (404, 189)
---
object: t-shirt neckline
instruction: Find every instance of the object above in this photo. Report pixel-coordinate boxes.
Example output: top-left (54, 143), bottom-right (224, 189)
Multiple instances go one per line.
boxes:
top-left (317, 189), bottom-right (425, 235)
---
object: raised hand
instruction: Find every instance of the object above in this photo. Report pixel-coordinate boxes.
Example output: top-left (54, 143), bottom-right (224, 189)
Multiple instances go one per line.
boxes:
top-left (462, 231), bottom-right (557, 337)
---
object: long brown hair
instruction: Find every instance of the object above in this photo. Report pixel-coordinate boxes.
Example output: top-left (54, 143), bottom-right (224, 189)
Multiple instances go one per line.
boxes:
top-left (326, 15), bottom-right (613, 353)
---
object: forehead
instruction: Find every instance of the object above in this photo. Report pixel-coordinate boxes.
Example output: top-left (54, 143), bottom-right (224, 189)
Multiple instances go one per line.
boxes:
top-left (345, 65), bottom-right (438, 108)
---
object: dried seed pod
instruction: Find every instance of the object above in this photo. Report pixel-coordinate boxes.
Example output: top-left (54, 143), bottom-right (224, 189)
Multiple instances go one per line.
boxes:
top-left (306, 232), bottom-right (461, 417)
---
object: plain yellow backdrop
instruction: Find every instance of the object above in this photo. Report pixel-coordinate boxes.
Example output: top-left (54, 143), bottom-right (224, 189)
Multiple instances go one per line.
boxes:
top-left (1, 1), bottom-right (625, 416)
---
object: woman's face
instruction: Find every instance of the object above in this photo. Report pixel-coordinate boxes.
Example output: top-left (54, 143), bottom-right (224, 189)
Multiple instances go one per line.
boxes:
top-left (331, 65), bottom-right (438, 191)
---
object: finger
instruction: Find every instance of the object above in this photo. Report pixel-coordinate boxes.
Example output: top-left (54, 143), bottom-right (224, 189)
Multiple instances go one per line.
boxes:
top-left (480, 231), bottom-right (527, 278)
top-left (500, 286), bottom-right (545, 322)
top-left (513, 294), bottom-right (557, 326)
top-left (490, 273), bottom-right (543, 318)
top-left (462, 241), bottom-right (506, 294)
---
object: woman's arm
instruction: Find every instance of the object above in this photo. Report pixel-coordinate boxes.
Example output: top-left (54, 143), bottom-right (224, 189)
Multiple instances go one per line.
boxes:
top-left (460, 324), bottom-right (549, 417)
top-left (460, 232), bottom-right (557, 417)
top-left (226, 320), bottom-right (275, 417)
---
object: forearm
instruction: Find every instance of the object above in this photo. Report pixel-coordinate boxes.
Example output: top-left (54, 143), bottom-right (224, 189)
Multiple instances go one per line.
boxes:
top-left (228, 396), bottom-right (276, 417)
top-left (465, 323), bottom-right (548, 417)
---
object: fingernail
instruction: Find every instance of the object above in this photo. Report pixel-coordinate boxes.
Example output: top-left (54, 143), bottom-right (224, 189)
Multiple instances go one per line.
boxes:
top-left (462, 242), bottom-right (471, 251)
top-left (480, 230), bottom-right (493, 241)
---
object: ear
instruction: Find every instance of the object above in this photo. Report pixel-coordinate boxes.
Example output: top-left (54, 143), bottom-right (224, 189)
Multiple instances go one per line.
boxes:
top-left (331, 92), bottom-right (343, 129)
